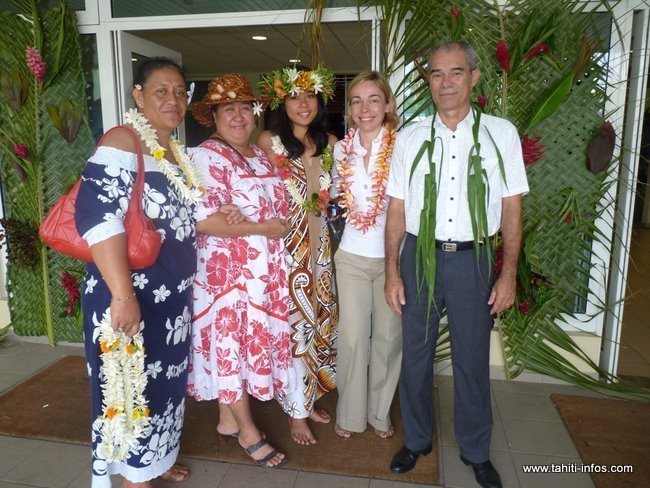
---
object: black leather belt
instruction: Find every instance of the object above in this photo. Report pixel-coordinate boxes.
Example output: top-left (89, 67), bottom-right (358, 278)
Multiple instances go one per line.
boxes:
top-left (435, 240), bottom-right (478, 252)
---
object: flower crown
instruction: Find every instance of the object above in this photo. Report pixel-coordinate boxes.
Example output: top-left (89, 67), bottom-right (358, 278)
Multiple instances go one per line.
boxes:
top-left (258, 66), bottom-right (335, 110)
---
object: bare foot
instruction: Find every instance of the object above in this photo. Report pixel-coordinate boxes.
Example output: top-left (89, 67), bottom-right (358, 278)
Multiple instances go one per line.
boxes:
top-left (289, 417), bottom-right (317, 445)
top-left (309, 408), bottom-right (331, 424)
top-left (374, 425), bottom-right (395, 439)
top-left (159, 463), bottom-right (190, 482)
top-left (335, 423), bottom-right (352, 438)
top-left (239, 435), bottom-right (286, 467)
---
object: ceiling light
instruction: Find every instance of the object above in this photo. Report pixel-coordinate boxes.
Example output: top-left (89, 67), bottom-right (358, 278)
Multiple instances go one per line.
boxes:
top-left (252, 35), bottom-right (267, 41)
top-left (289, 59), bottom-right (301, 63)
top-left (131, 57), bottom-right (138, 62)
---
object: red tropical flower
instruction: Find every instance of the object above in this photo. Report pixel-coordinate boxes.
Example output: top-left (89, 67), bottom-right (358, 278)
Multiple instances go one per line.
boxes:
top-left (215, 308), bottom-right (239, 338)
top-left (450, 6), bottom-right (461, 18)
top-left (477, 95), bottom-right (487, 109)
top-left (25, 47), bottom-right (46, 85)
top-left (495, 40), bottom-right (511, 74)
top-left (61, 271), bottom-right (80, 314)
top-left (249, 321), bottom-right (271, 355)
top-left (565, 213), bottom-right (572, 224)
top-left (219, 389), bottom-right (238, 404)
top-left (12, 143), bottom-right (29, 159)
top-left (494, 245), bottom-right (504, 275)
top-left (315, 189), bottom-right (330, 212)
top-left (522, 135), bottom-right (545, 166)
top-left (523, 44), bottom-right (550, 62)
top-left (206, 251), bottom-right (230, 287)
top-left (518, 302), bottom-right (530, 315)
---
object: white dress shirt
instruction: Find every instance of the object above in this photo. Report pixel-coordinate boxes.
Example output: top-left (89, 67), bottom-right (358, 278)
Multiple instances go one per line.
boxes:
top-left (386, 111), bottom-right (529, 241)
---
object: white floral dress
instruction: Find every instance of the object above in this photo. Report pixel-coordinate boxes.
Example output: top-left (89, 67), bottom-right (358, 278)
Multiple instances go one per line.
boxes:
top-left (186, 139), bottom-right (293, 403)
top-left (75, 145), bottom-right (196, 488)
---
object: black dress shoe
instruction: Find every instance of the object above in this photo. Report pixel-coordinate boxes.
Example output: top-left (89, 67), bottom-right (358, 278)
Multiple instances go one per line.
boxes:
top-left (390, 444), bottom-right (432, 473)
top-left (460, 456), bottom-right (502, 488)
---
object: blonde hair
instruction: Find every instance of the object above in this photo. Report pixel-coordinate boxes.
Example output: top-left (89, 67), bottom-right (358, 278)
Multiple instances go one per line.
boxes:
top-left (346, 71), bottom-right (398, 130)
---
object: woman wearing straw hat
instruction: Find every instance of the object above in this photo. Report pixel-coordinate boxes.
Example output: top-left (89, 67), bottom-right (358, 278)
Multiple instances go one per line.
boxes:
top-left (256, 66), bottom-right (338, 445)
top-left (187, 73), bottom-right (293, 468)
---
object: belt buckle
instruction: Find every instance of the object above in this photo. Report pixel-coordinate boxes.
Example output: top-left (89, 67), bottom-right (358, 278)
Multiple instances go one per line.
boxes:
top-left (442, 242), bottom-right (457, 252)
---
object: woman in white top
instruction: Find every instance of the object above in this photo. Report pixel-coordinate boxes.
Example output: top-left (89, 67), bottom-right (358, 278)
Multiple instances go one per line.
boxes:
top-left (332, 71), bottom-right (402, 438)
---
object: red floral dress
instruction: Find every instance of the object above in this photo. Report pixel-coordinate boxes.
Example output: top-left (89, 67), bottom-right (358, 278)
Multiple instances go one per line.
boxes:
top-left (187, 139), bottom-right (294, 403)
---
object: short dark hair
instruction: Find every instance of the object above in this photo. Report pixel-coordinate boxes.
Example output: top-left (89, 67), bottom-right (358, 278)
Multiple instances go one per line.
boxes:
top-left (428, 41), bottom-right (478, 71)
top-left (132, 57), bottom-right (186, 88)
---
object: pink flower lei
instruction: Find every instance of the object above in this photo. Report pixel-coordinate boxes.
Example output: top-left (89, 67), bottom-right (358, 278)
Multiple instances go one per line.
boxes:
top-left (335, 127), bottom-right (395, 233)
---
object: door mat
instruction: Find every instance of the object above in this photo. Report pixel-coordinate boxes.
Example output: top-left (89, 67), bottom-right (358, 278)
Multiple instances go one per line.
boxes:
top-left (0, 355), bottom-right (439, 485)
top-left (551, 394), bottom-right (650, 487)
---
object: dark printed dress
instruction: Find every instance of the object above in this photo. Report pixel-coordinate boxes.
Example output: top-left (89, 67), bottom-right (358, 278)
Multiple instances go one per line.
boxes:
top-left (275, 148), bottom-right (338, 419)
top-left (75, 145), bottom-right (196, 487)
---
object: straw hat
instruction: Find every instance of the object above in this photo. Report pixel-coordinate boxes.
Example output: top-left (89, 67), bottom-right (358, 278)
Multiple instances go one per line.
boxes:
top-left (191, 73), bottom-right (265, 127)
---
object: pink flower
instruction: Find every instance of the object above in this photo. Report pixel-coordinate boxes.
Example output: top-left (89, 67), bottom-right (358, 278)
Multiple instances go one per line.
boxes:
top-left (12, 143), bottom-right (29, 159)
top-left (565, 213), bottom-right (572, 224)
top-left (315, 189), bottom-right (330, 212)
top-left (450, 6), bottom-right (461, 19)
top-left (495, 40), bottom-right (511, 74)
top-left (25, 47), bottom-right (46, 85)
top-left (477, 95), bottom-right (487, 109)
top-left (277, 165), bottom-right (292, 180)
top-left (523, 44), bottom-right (550, 62)
top-left (518, 302), bottom-right (530, 315)
top-left (522, 135), bottom-right (545, 166)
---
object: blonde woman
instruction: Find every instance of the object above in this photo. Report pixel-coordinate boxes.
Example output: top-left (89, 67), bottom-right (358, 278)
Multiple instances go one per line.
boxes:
top-left (332, 71), bottom-right (401, 439)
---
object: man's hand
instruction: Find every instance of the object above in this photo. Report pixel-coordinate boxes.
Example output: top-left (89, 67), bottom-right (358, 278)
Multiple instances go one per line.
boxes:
top-left (488, 272), bottom-right (516, 315)
top-left (385, 272), bottom-right (406, 316)
top-left (489, 194), bottom-right (523, 315)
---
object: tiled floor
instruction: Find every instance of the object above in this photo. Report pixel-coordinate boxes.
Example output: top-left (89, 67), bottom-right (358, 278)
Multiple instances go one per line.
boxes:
top-left (618, 227), bottom-right (650, 379)
top-left (0, 336), bottom-right (608, 488)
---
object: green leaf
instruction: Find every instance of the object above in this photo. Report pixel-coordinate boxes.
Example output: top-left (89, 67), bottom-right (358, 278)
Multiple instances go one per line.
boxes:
top-left (527, 71), bottom-right (573, 129)
top-left (46, 97), bottom-right (82, 143)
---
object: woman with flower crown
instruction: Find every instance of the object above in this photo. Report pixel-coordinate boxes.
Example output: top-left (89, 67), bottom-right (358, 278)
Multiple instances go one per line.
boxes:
top-left (75, 58), bottom-right (209, 487)
top-left (186, 73), bottom-right (293, 468)
top-left (256, 66), bottom-right (338, 445)
top-left (331, 71), bottom-right (402, 440)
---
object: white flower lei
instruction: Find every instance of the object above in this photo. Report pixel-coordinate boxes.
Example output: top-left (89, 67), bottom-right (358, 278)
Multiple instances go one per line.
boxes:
top-left (123, 108), bottom-right (203, 204)
top-left (97, 317), bottom-right (149, 463)
top-left (270, 135), bottom-right (331, 211)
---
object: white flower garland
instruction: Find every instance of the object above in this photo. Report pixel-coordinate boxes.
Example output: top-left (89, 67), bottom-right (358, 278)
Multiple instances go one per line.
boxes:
top-left (97, 317), bottom-right (149, 463)
top-left (123, 108), bottom-right (203, 204)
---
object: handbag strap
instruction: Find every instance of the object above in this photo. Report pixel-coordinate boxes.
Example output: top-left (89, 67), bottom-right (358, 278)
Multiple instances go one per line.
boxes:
top-left (91, 125), bottom-right (147, 216)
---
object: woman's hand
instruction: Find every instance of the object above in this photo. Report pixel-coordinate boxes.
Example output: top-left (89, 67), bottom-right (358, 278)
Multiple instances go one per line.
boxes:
top-left (263, 218), bottom-right (290, 239)
top-left (110, 295), bottom-right (142, 337)
top-left (219, 204), bottom-right (248, 225)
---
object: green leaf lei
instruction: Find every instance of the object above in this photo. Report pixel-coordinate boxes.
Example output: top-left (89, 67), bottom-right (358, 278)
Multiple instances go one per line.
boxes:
top-left (409, 109), bottom-right (506, 323)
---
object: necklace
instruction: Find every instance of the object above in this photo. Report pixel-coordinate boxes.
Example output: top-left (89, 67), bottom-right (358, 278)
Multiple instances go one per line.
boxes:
top-left (336, 127), bottom-right (395, 232)
top-left (123, 109), bottom-right (203, 204)
top-left (271, 135), bottom-right (333, 215)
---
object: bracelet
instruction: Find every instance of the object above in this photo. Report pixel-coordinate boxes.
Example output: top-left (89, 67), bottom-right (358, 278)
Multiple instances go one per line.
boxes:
top-left (111, 292), bottom-right (136, 302)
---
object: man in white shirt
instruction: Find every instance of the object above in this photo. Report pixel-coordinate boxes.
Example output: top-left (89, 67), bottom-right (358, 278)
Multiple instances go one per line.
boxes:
top-left (384, 41), bottom-right (529, 488)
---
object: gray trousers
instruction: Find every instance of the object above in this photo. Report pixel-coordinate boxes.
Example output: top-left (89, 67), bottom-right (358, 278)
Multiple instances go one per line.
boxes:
top-left (399, 233), bottom-right (494, 463)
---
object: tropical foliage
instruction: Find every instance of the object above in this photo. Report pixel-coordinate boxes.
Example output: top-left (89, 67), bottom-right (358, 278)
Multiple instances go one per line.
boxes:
top-left (0, 0), bottom-right (93, 343)
top-left (338, 0), bottom-right (649, 399)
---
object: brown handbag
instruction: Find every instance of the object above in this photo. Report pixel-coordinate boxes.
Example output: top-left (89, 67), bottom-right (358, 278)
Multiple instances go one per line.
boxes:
top-left (39, 126), bottom-right (162, 269)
